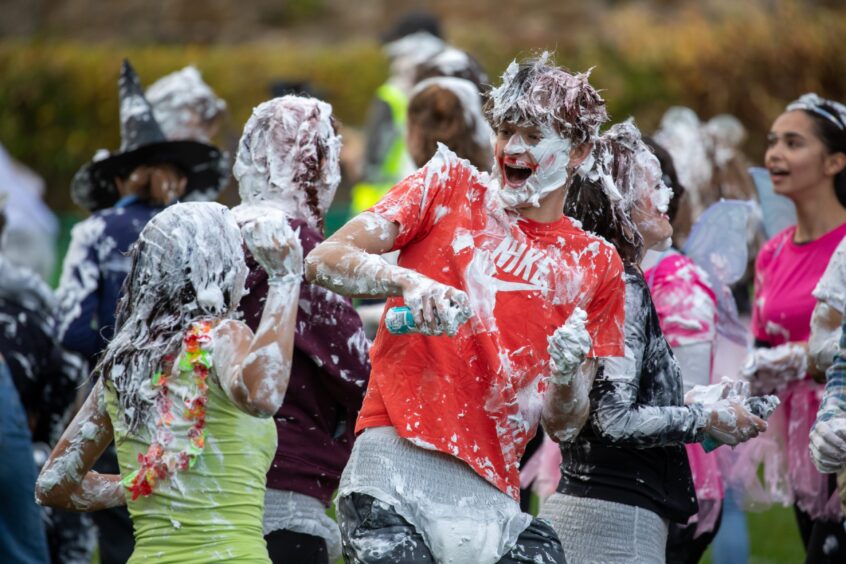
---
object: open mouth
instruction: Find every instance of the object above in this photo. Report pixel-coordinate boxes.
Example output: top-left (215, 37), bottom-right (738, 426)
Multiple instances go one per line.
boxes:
top-left (768, 167), bottom-right (789, 179)
top-left (502, 161), bottom-right (534, 186)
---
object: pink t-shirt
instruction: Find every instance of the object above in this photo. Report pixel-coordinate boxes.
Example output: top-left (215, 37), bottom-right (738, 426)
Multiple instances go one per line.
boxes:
top-left (645, 252), bottom-right (717, 348)
top-left (752, 222), bottom-right (846, 345)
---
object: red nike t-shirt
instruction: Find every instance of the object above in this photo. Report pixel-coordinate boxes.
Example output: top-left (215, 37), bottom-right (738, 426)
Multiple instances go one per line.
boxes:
top-left (357, 147), bottom-right (626, 500)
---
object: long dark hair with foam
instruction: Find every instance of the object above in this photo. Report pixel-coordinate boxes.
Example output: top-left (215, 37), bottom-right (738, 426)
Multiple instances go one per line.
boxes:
top-left (94, 202), bottom-right (247, 434)
top-left (565, 121), bottom-right (651, 265)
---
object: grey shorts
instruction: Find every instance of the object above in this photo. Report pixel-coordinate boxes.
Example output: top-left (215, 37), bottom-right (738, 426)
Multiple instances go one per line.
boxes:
top-left (338, 492), bottom-right (566, 564)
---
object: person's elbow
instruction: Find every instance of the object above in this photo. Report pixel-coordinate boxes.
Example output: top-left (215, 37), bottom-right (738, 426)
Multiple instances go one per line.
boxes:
top-left (34, 468), bottom-right (62, 508)
top-left (243, 374), bottom-right (288, 418)
top-left (542, 402), bottom-right (590, 443)
top-left (590, 408), bottom-right (632, 444)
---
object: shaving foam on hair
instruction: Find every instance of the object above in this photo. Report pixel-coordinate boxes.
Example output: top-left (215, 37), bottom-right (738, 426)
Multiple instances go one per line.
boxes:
top-left (146, 66), bottom-right (226, 142)
top-left (97, 202), bottom-right (248, 434)
top-left (485, 51), bottom-right (608, 146)
top-left (411, 76), bottom-right (493, 149)
top-left (787, 93), bottom-right (846, 130)
top-left (234, 96), bottom-right (342, 229)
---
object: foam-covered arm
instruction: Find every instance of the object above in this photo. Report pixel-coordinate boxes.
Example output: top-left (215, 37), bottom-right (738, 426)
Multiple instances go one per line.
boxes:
top-left (543, 360), bottom-right (597, 443)
top-left (212, 215), bottom-right (303, 417)
top-left (305, 212), bottom-right (413, 298)
top-left (590, 352), bottom-right (709, 446)
top-left (306, 212), bottom-right (471, 336)
top-left (56, 219), bottom-right (105, 361)
top-left (810, 301), bottom-right (842, 376)
top-left (810, 328), bottom-right (846, 473)
top-left (35, 379), bottom-right (125, 511)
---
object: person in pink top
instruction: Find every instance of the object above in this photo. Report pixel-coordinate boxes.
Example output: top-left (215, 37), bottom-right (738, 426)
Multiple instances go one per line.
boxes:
top-left (746, 93), bottom-right (846, 563)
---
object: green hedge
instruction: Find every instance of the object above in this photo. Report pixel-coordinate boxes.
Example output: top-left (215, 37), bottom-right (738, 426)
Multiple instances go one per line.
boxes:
top-left (3, 2), bottom-right (846, 212)
top-left (0, 40), bottom-right (391, 210)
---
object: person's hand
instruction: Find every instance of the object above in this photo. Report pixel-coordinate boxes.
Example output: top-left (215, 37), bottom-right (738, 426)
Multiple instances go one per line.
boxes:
top-left (810, 418), bottom-right (846, 474)
top-left (241, 210), bottom-right (303, 284)
top-left (148, 164), bottom-right (187, 205)
top-left (548, 307), bottom-right (592, 384)
top-left (400, 276), bottom-right (471, 336)
top-left (685, 377), bottom-right (750, 406)
top-left (741, 343), bottom-right (807, 395)
top-left (704, 400), bottom-right (768, 446)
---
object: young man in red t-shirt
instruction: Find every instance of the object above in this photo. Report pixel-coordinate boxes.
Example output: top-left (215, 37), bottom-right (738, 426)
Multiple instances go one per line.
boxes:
top-left (306, 53), bottom-right (626, 563)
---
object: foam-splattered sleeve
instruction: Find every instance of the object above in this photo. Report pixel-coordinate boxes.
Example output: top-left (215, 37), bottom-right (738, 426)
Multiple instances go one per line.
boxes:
top-left (368, 147), bottom-right (464, 250)
top-left (588, 273), bottom-right (707, 446)
top-left (56, 216), bottom-right (106, 362)
top-left (584, 244), bottom-right (626, 358)
top-left (814, 236), bottom-right (846, 313)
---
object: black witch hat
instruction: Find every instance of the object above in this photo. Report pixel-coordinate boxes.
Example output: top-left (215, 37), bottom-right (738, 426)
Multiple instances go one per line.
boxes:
top-left (71, 60), bottom-right (227, 212)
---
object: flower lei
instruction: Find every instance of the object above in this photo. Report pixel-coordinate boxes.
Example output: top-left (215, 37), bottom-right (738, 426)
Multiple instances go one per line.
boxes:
top-left (123, 321), bottom-right (213, 500)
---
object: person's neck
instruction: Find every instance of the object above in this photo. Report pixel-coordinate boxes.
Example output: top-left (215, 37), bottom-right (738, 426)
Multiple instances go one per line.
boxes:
top-left (792, 182), bottom-right (846, 242)
top-left (517, 187), bottom-right (566, 223)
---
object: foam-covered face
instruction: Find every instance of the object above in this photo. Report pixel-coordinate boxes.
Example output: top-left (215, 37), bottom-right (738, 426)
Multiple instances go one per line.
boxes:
top-left (631, 150), bottom-right (673, 249)
top-left (234, 96), bottom-right (342, 228)
top-left (494, 122), bottom-right (572, 209)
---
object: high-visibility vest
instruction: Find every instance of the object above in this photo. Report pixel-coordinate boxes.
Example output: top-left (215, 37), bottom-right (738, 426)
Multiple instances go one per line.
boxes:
top-left (350, 83), bottom-right (409, 214)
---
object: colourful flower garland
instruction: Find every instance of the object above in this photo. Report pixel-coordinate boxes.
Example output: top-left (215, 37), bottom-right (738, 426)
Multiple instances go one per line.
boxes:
top-left (123, 321), bottom-right (213, 500)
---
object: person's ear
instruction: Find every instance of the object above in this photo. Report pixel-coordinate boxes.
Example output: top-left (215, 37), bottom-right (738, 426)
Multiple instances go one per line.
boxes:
top-left (568, 142), bottom-right (593, 170)
top-left (824, 152), bottom-right (846, 177)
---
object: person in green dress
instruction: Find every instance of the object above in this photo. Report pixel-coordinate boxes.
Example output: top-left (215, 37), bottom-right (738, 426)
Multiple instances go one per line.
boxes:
top-left (36, 201), bottom-right (303, 563)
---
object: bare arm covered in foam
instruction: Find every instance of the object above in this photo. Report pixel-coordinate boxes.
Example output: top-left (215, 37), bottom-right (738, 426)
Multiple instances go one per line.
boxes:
top-left (542, 307), bottom-right (598, 442)
top-left (810, 301), bottom-right (842, 377)
top-left (305, 212), bottom-right (411, 298)
top-left (214, 216), bottom-right (302, 417)
top-left (543, 360), bottom-right (598, 443)
top-left (306, 212), bottom-right (471, 336)
top-left (36, 379), bottom-right (125, 511)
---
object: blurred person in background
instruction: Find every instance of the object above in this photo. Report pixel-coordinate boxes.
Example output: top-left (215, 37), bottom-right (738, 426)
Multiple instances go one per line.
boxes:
top-left (56, 59), bottom-right (226, 564)
top-left (37, 202), bottom-right (303, 564)
top-left (0, 144), bottom-right (59, 282)
top-left (0, 196), bottom-right (96, 563)
top-left (746, 93), bottom-right (846, 563)
top-left (349, 11), bottom-right (446, 215)
top-left (146, 65), bottom-right (232, 203)
top-left (653, 107), bottom-right (714, 246)
top-left (808, 182), bottom-right (846, 521)
top-left (146, 65), bottom-right (227, 144)
top-left (232, 95), bottom-right (371, 564)
top-left (0, 199), bottom-right (50, 564)
top-left (0, 353), bottom-right (49, 564)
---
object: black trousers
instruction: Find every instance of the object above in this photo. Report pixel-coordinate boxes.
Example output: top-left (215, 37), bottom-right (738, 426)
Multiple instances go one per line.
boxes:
top-left (265, 529), bottom-right (329, 564)
top-left (338, 492), bottom-right (566, 563)
top-left (793, 489), bottom-right (846, 563)
top-left (665, 506), bottom-right (723, 564)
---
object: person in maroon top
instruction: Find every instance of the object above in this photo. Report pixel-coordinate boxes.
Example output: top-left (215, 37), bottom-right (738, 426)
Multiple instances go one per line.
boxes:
top-left (232, 96), bottom-right (370, 564)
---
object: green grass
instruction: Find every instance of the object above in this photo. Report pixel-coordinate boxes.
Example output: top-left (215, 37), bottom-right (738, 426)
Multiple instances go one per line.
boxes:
top-left (701, 505), bottom-right (805, 564)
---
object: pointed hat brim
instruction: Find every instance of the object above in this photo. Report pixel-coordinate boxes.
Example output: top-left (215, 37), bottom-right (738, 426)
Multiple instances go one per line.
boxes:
top-left (72, 139), bottom-right (228, 212)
